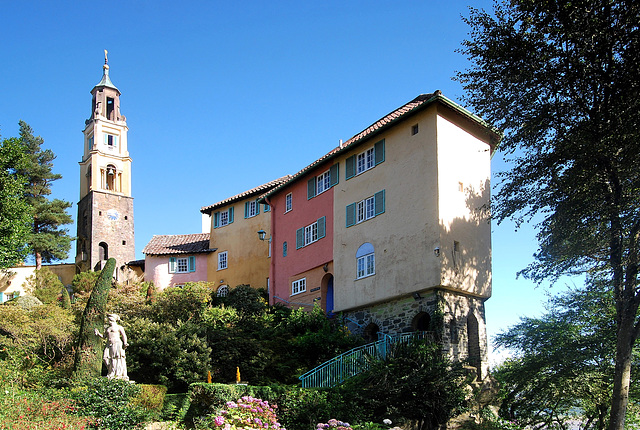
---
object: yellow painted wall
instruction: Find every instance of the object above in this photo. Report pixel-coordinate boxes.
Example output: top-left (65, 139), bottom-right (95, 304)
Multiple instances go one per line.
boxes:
top-left (207, 201), bottom-right (272, 292)
top-left (332, 103), bottom-right (492, 312)
top-left (436, 105), bottom-right (492, 298)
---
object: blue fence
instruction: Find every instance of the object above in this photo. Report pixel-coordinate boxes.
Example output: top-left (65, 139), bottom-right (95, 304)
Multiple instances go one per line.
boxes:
top-left (299, 331), bottom-right (429, 388)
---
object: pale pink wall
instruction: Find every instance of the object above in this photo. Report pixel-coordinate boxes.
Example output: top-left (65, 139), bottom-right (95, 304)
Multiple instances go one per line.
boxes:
top-left (144, 254), bottom-right (209, 290)
top-left (268, 164), bottom-right (334, 305)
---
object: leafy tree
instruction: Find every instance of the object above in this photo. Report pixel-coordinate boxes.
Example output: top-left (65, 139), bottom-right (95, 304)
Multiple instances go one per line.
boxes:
top-left (341, 340), bottom-right (468, 430)
top-left (24, 267), bottom-right (64, 305)
top-left (0, 136), bottom-right (31, 268)
top-left (17, 121), bottom-right (73, 269)
top-left (494, 281), bottom-right (639, 429)
top-left (457, 2), bottom-right (640, 428)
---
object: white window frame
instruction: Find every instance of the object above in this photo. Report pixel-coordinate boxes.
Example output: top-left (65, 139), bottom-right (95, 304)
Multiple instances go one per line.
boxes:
top-left (246, 201), bottom-right (258, 218)
top-left (292, 278), bottom-right (306, 295)
top-left (357, 253), bottom-right (375, 279)
top-left (285, 193), bottom-right (292, 212)
top-left (220, 209), bottom-right (230, 227)
top-left (316, 170), bottom-right (331, 195)
top-left (356, 196), bottom-right (375, 224)
top-left (357, 147), bottom-right (375, 174)
top-left (304, 222), bottom-right (318, 246)
top-left (176, 257), bottom-right (189, 273)
top-left (218, 251), bottom-right (228, 270)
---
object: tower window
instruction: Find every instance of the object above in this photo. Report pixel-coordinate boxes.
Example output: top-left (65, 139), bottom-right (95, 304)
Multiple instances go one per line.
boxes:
top-left (411, 124), bottom-right (419, 135)
top-left (106, 165), bottom-right (116, 191)
top-left (107, 97), bottom-right (115, 120)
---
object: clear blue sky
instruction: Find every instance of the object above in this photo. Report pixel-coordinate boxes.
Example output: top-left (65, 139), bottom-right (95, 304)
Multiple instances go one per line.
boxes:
top-left (0, 0), bottom-right (575, 361)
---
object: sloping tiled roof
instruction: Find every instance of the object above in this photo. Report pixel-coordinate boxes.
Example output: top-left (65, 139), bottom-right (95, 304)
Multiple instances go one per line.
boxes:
top-left (260, 92), bottom-right (500, 201)
top-left (200, 175), bottom-right (292, 214)
top-left (142, 233), bottom-right (214, 256)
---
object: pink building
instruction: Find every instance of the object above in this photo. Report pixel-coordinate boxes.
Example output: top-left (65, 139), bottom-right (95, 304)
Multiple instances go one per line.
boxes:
top-left (263, 162), bottom-right (338, 311)
top-left (142, 233), bottom-right (214, 289)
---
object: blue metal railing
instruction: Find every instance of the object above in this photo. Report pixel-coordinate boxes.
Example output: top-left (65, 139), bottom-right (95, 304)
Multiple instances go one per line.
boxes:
top-left (299, 331), bottom-right (429, 388)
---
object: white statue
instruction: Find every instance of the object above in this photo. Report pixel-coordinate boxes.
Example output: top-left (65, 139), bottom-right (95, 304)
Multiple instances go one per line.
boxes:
top-left (95, 313), bottom-right (129, 380)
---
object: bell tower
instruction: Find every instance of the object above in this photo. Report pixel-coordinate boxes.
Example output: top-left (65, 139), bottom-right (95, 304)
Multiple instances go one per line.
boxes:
top-left (76, 51), bottom-right (135, 278)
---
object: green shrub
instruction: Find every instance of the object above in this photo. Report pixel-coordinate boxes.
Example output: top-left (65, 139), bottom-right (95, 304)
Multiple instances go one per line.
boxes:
top-left (69, 377), bottom-right (152, 429)
top-left (133, 384), bottom-right (168, 417)
top-left (25, 267), bottom-right (64, 304)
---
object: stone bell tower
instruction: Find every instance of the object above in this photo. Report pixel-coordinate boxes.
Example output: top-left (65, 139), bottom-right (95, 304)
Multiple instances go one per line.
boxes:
top-left (76, 51), bottom-right (135, 278)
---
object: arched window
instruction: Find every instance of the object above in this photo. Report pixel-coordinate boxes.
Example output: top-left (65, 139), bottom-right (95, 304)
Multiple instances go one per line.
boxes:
top-left (98, 242), bottom-right (108, 261)
top-left (217, 285), bottom-right (229, 297)
top-left (356, 242), bottom-right (375, 279)
top-left (106, 165), bottom-right (116, 191)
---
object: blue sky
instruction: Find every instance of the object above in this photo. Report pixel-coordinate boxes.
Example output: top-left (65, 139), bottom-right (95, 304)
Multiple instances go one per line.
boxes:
top-left (0, 0), bottom-right (574, 359)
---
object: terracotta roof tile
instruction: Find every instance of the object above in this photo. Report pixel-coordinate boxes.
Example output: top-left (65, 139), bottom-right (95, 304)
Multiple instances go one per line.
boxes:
top-left (259, 92), bottom-right (500, 201)
top-left (142, 233), bottom-right (214, 256)
top-left (200, 175), bottom-right (292, 214)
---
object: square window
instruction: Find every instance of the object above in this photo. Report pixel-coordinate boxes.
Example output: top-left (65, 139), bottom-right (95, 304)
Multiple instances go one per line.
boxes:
top-left (246, 201), bottom-right (258, 218)
top-left (357, 253), bottom-right (375, 279)
top-left (317, 170), bottom-right (331, 195)
top-left (218, 251), bottom-right (228, 270)
top-left (220, 210), bottom-right (229, 226)
top-left (304, 222), bottom-right (318, 246)
top-left (176, 258), bottom-right (188, 273)
top-left (356, 196), bottom-right (375, 223)
top-left (285, 193), bottom-right (292, 212)
top-left (357, 148), bottom-right (375, 174)
top-left (292, 278), bottom-right (306, 295)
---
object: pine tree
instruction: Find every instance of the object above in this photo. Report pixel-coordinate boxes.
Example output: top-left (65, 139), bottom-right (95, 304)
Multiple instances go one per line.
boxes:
top-left (17, 121), bottom-right (73, 269)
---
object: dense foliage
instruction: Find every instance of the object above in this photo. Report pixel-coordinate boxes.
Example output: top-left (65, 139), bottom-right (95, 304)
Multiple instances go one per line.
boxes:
top-left (0, 135), bottom-right (31, 268)
top-left (457, 1), bottom-right (640, 428)
top-left (493, 281), bottom-right (640, 429)
top-left (24, 267), bottom-right (65, 304)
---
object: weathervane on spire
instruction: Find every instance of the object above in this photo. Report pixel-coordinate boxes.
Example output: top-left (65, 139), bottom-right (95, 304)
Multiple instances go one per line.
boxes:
top-left (104, 49), bottom-right (109, 65)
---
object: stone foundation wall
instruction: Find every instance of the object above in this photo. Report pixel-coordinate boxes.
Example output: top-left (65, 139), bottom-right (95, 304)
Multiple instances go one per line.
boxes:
top-left (343, 289), bottom-right (489, 378)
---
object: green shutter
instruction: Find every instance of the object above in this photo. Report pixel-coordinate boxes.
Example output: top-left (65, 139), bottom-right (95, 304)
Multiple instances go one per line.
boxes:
top-left (296, 227), bottom-right (304, 249)
top-left (317, 216), bottom-right (326, 239)
top-left (283, 241), bottom-right (288, 257)
top-left (264, 204), bottom-right (271, 212)
top-left (115, 136), bottom-right (119, 147)
top-left (229, 207), bottom-right (234, 223)
top-left (188, 256), bottom-right (196, 272)
top-left (346, 203), bottom-right (356, 227)
top-left (244, 201), bottom-right (249, 218)
top-left (307, 177), bottom-right (316, 199)
top-left (374, 190), bottom-right (385, 216)
top-left (329, 164), bottom-right (339, 187)
top-left (345, 155), bottom-right (356, 180)
top-left (0, 292), bottom-right (3, 302)
top-left (213, 212), bottom-right (220, 228)
top-left (256, 200), bottom-right (260, 215)
top-left (169, 257), bottom-right (177, 273)
top-left (103, 134), bottom-right (108, 145)
top-left (375, 139), bottom-right (385, 165)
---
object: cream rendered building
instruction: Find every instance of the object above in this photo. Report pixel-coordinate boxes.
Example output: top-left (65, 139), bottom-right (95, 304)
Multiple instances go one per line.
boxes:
top-left (330, 92), bottom-right (498, 377)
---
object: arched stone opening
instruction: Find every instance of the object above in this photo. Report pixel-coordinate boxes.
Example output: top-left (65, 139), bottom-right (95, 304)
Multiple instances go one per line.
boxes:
top-left (467, 312), bottom-right (481, 378)
top-left (363, 323), bottom-right (380, 343)
top-left (320, 273), bottom-right (334, 314)
top-left (411, 311), bottom-right (431, 332)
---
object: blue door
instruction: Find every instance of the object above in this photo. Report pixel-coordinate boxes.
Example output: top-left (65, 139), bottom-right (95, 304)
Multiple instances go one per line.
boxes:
top-left (326, 277), bottom-right (334, 316)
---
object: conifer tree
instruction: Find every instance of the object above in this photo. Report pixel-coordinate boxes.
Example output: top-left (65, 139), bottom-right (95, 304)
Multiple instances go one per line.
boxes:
top-left (73, 258), bottom-right (115, 379)
top-left (17, 121), bottom-right (73, 269)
